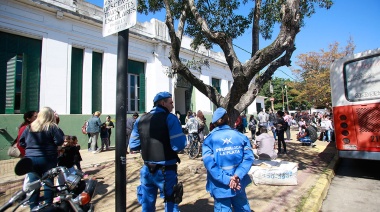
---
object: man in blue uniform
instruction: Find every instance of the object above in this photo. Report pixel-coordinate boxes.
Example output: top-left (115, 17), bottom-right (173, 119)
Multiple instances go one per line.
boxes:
top-left (202, 107), bottom-right (254, 212)
top-left (129, 91), bottom-right (187, 212)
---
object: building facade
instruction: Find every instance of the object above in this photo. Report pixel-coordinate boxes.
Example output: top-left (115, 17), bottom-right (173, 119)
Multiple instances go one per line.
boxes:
top-left (0, 0), bottom-right (265, 116)
top-left (0, 0), bottom-right (266, 159)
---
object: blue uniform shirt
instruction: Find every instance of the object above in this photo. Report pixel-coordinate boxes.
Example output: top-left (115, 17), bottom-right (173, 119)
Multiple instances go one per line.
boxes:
top-left (202, 124), bottom-right (254, 198)
top-left (129, 106), bottom-right (186, 165)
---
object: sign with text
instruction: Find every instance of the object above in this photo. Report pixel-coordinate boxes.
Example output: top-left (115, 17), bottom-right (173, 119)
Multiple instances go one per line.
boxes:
top-left (102, 0), bottom-right (137, 37)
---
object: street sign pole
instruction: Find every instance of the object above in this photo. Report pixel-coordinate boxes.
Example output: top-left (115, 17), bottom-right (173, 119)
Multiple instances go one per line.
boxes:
top-left (115, 29), bottom-right (128, 212)
top-left (102, 0), bottom-right (137, 210)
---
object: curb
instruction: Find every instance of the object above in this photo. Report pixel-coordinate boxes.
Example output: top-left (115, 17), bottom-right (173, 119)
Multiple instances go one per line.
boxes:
top-left (301, 152), bottom-right (339, 211)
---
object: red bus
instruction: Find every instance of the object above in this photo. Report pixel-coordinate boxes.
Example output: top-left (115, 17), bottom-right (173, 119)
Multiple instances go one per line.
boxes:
top-left (330, 48), bottom-right (380, 160)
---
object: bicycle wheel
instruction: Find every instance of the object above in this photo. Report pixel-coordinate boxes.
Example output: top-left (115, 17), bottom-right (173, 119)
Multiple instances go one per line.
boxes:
top-left (188, 139), bottom-right (200, 159)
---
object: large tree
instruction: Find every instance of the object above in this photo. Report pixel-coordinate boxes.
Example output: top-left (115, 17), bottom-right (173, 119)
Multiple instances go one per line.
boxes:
top-left (291, 39), bottom-right (355, 108)
top-left (137, 0), bottom-right (333, 124)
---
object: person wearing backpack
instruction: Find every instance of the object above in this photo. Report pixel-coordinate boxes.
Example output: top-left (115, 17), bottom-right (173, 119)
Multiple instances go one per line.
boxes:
top-left (248, 115), bottom-right (257, 140)
top-left (87, 111), bottom-right (102, 153)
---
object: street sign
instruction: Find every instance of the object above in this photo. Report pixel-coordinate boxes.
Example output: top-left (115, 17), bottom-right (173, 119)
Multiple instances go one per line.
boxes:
top-left (103, 0), bottom-right (137, 37)
top-left (270, 97), bottom-right (275, 101)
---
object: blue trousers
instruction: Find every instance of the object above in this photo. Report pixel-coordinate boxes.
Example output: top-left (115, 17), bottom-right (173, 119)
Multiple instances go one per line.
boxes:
top-left (27, 155), bottom-right (57, 209)
top-left (323, 130), bottom-right (332, 142)
top-left (137, 165), bottom-right (179, 212)
top-left (213, 191), bottom-right (251, 212)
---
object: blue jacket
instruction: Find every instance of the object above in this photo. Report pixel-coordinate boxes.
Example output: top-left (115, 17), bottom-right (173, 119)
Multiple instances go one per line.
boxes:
top-left (129, 106), bottom-right (186, 165)
top-left (20, 125), bottom-right (65, 157)
top-left (87, 116), bottom-right (102, 133)
top-left (202, 125), bottom-right (254, 198)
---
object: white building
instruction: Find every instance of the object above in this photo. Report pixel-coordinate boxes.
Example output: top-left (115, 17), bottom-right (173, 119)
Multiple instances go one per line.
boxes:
top-left (0, 0), bottom-right (265, 117)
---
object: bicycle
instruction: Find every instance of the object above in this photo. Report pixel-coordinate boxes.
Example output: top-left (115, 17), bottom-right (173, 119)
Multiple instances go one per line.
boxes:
top-left (185, 132), bottom-right (201, 159)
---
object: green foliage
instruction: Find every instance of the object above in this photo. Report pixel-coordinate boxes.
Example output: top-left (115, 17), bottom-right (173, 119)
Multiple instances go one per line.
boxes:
top-left (137, 0), bottom-right (334, 49)
top-left (291, 39), bottom-right (355, 108)
top-left (251, 0), bottom-right (333, 40)
top-left (185, 0), bottom-right (251, 49)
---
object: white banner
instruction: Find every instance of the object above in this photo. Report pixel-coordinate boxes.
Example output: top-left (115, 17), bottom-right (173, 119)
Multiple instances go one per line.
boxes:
top-left (102, 0), bottom-right (137, 37)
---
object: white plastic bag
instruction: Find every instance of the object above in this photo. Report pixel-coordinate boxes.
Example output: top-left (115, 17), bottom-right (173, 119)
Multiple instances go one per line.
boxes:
top-left (248, 161), bottom-right (298, 186)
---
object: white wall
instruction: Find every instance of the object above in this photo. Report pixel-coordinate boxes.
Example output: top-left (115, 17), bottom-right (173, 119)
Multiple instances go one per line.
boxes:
top-left (0, 0), bottom-right (264, 116)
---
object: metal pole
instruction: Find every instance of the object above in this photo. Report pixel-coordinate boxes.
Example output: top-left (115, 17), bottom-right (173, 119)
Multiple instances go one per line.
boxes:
top-left (285, 85), bottom-right (289, 112)
top-left (115, 29), bottom-right (128, 212)
top-left (282, 86), bottom-right (284, 111)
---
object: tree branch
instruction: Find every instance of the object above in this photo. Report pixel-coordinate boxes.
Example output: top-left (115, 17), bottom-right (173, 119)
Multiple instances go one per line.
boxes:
top-left (186, 0), bottom-right (242, 73)
top-left (252, 0), bottom-right (261, 56)
top-left (245, 0), bottom-right (300, 77)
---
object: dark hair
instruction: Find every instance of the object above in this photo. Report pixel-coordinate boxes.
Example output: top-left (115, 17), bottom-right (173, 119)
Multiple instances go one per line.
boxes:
top-left (249, 115), bottom-right (254, 122)
top-left (23, 111), bottom-right (37, 125)
top-left (259, 127), bottom-right (268, 134)
top-left (64, 135), bottom-right (72, 140)
top-left (277, 110), bottom-right (284, 117)
top-left (214, 113), bottom-right (228, 127)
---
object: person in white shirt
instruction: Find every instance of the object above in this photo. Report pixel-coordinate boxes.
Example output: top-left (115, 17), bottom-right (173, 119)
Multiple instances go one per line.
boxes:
top-left (284, 111), bottom-right (292, 141)
top-left (258, 109), bottom-right (269, 129)
top-left (321, 116), bottom-right (333, 142)
top-left (253, 127), bottom-right (277, 160)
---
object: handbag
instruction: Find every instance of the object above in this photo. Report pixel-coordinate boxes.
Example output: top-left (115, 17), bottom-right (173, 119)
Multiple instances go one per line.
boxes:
top-left (7, 139), bottom-right (21, 158)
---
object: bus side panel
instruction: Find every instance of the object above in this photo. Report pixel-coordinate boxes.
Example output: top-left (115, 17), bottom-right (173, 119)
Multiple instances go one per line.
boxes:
top-left (333, 104), bottom-right (380, 155)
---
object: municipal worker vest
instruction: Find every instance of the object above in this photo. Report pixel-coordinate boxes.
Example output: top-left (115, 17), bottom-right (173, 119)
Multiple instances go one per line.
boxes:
top-left (138, 111), bottom-right (178, 162)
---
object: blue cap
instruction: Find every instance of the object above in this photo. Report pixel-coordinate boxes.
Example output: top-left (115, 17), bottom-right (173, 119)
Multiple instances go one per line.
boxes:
top-left (212, 107), bottom-right (227, 123)
top-left (153, 91), bottom-right (172, 103)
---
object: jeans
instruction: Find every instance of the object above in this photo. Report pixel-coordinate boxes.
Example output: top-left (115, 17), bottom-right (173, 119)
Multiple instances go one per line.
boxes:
top-left (27, 155), bottom-right (57, 209)
top-left (213, 191), bottom-right (251, 212)
top-left (271, 128), bottom-right (277, 140)
top-left (89, 132), bottom-right (99, 151)
top-left (250, 129), bottom-right (256, 140)
top-left (323, 130), bottom-right (332, 142)
top-left (285, 126), bottom-right (291, 140)
top-left (137, 165), bottom-right (179, 212)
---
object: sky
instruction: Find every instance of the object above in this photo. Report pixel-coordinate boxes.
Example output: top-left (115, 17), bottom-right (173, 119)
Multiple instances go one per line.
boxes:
top-left (89, 0), bottom-right (380, 80)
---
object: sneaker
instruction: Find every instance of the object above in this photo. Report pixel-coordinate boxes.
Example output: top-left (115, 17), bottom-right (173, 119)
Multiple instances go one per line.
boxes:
top-left (312, 144), bottom-right (316, 147)
top-left (96, 148), bottom-right (102, 153)
top-left (92, 151), bottom-right (98, 154)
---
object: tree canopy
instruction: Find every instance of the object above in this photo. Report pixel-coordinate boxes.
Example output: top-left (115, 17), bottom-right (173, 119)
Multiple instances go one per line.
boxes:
top-left (137, 0), bottom-right (333, 123)
top-left (290, 39), bottom-right (355, 109)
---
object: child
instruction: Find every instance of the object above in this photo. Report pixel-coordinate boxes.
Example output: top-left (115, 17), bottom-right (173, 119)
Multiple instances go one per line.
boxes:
top-left (57, 135), bottom-right (81, 185)
top-left (99, 123), bottom-right (110, 152)
top-left (71, 136), bottom-right (83, 171)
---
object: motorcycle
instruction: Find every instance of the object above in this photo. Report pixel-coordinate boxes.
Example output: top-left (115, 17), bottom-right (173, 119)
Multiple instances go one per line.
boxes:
top-left (0, 157), bottom-right (97, 212)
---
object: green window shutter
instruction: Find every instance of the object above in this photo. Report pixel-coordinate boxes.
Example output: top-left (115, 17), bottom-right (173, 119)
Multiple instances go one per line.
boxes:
top-left (5, 56), bottom-right (17, 114)
top-left (70, 48), bottom-right (83, 114)
top-left (92, 52), bottom-right (103, 112)
top-left (0, 32), bottom-right (41, 114)
top-left (21, 53), bottom-right (40, 113)
top-left (139, 72), bottom-right (145, 113)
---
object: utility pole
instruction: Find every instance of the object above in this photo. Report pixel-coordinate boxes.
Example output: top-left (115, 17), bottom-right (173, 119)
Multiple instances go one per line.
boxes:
top-left (285, 85), bottom-right (289, 112)
top-left (282, 86), bottom-right (285, 111)
top-left (269, 81), bottom-right (274, 111)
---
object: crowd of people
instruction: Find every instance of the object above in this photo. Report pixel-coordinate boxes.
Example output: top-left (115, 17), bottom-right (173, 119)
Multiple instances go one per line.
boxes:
top-left (14, 107), bottom-right (117, 208)
top-left (12, 92), bottom-right (335, 211)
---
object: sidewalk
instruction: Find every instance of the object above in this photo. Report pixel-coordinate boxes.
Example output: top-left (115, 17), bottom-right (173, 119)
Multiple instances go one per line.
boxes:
top-left (0, 130), bottom-right (338, 211)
